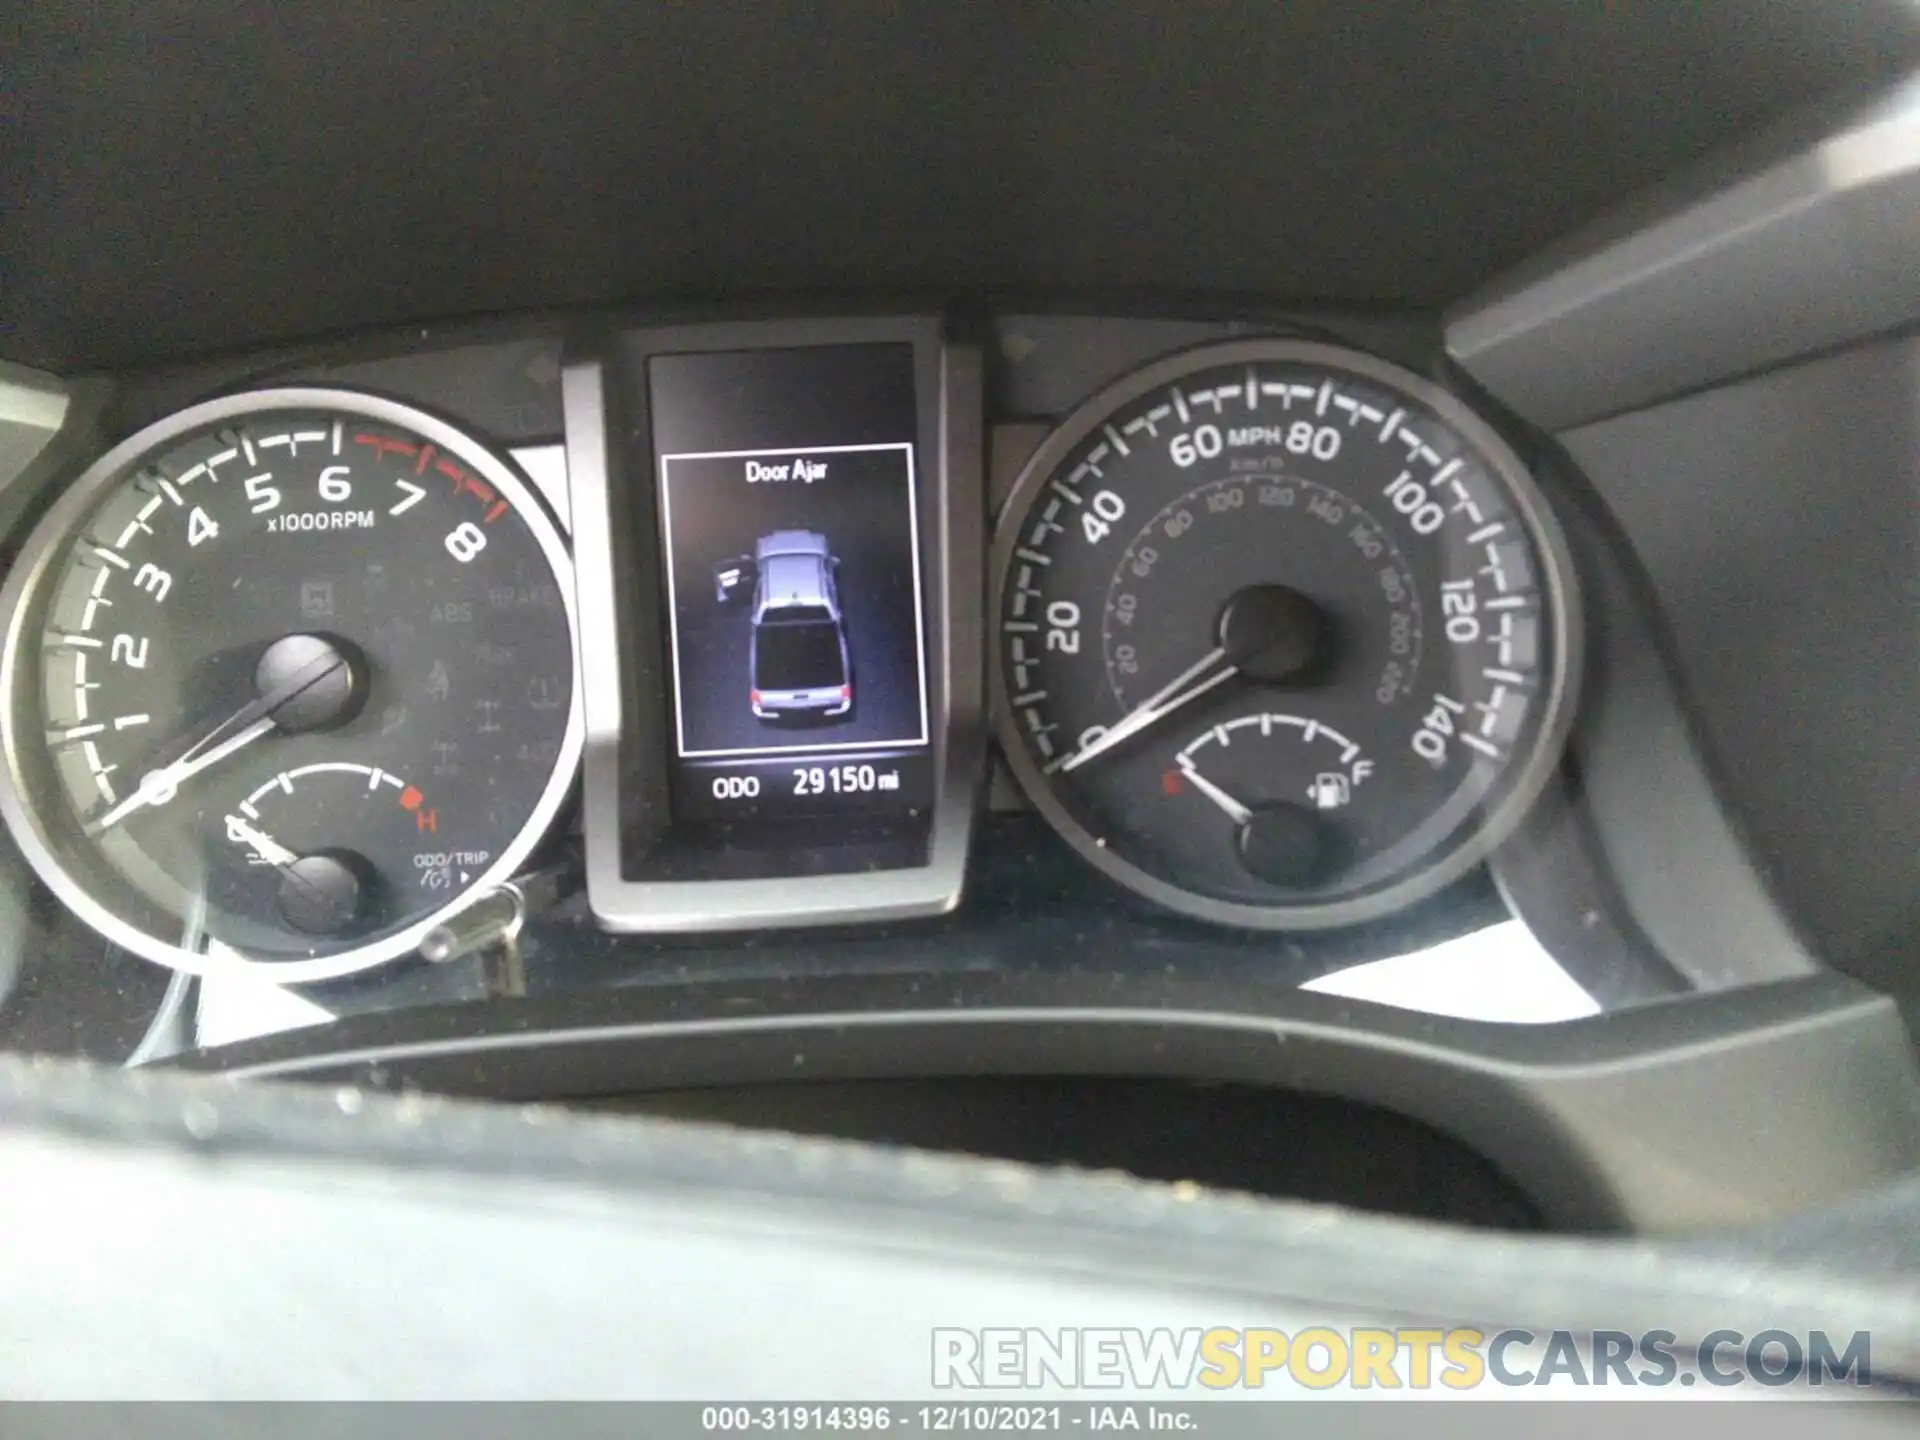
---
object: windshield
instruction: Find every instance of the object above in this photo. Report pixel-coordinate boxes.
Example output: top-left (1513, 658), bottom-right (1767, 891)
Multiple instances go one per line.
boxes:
top-left (754, 620), bottom-right (844, 690)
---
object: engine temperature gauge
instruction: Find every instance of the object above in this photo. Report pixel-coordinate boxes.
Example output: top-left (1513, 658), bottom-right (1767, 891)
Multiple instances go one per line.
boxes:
top-left (215, 761), bottom-right (448, 942)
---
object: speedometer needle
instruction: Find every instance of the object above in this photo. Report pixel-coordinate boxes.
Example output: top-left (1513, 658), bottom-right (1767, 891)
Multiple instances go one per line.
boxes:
top-left (1047, 584), bottom-right (1332, 774)
top-left (1052, 647), bottom-right (1238, 773)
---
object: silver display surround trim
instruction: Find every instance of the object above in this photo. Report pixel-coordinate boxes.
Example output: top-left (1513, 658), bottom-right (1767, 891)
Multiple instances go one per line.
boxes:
top-left (565, 320), bottom-right (984, 932)
top-left (989, 337), bottom-right (1585, 932)
top-left (0, 387), bottom-right (587, 983)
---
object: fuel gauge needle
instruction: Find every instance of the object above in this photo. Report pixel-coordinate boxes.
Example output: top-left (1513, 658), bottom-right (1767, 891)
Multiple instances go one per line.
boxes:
top-left (1177, 759), bottom-right (1253, 826)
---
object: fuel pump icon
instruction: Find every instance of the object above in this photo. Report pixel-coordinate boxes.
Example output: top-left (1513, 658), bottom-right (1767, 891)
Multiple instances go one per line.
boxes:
top-left (1308, 772), bottom-right (1352, 810)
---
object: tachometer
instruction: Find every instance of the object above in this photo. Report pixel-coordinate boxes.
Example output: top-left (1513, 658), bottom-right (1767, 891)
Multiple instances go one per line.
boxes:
top-left (991, 340), bottom-right (1579, 929)
top-left (0, 388), bottom-right (581, 980)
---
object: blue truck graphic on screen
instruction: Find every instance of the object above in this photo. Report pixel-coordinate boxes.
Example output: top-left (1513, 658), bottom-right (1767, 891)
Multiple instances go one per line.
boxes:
top-left (714, 531), bottom-right (852, 720)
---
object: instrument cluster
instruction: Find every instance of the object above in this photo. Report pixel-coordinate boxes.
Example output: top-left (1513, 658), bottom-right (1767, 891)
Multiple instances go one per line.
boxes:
top-left (0, 314), bottom-right (1583, 1000)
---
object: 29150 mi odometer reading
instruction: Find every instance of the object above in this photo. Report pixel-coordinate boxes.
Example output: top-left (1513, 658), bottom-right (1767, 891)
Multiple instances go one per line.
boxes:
top-left (0, 388), bottom-right (582, 981)
top-left (991, 340), bottom-right (1580, 929)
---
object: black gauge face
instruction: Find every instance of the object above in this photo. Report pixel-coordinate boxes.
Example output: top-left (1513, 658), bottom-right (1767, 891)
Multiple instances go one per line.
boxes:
top-left (0, 389), bottom-right (581, 981)
top-left (991, 340), bottom-right (1579, 929)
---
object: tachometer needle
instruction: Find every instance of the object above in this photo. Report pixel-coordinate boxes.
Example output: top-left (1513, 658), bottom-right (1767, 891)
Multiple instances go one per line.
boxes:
top-left (1052, 647), bottom-right (1238, 773)
top-left (1177, 759), bottom-right (1253, 826)
top-left (83, 637), bottom-right (352, 836)
top-left (87, 717), bottom-right (277, 835)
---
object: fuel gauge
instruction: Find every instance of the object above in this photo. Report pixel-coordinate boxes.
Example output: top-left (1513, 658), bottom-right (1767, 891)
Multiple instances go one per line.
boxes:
top-left (1170, 714), bottom-right (1375, 891)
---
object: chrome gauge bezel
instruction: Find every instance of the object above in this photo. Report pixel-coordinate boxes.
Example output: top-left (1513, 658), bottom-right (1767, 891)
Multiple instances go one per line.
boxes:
top-left (0, 387), bottom-right (585, 983)
top-left (989, 339), bottom-right (1584, 930)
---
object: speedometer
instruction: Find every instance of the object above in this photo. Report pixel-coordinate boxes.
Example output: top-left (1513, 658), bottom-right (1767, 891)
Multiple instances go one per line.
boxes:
top-left (990, 340), bottom-right (1580, 929)
top-left (0, 388), bottom-right (581, 981)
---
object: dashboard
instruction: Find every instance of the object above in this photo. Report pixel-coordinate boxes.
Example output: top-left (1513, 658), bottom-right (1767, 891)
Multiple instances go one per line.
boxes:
top-left (2, 3), bottom-right (1918, 1241)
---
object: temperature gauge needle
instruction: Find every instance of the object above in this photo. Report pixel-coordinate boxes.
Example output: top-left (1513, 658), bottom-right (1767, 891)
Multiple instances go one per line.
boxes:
top-left (228, 813), bottom-right (372, 937)
top-left (225, 814), bottom-right (299, 868)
